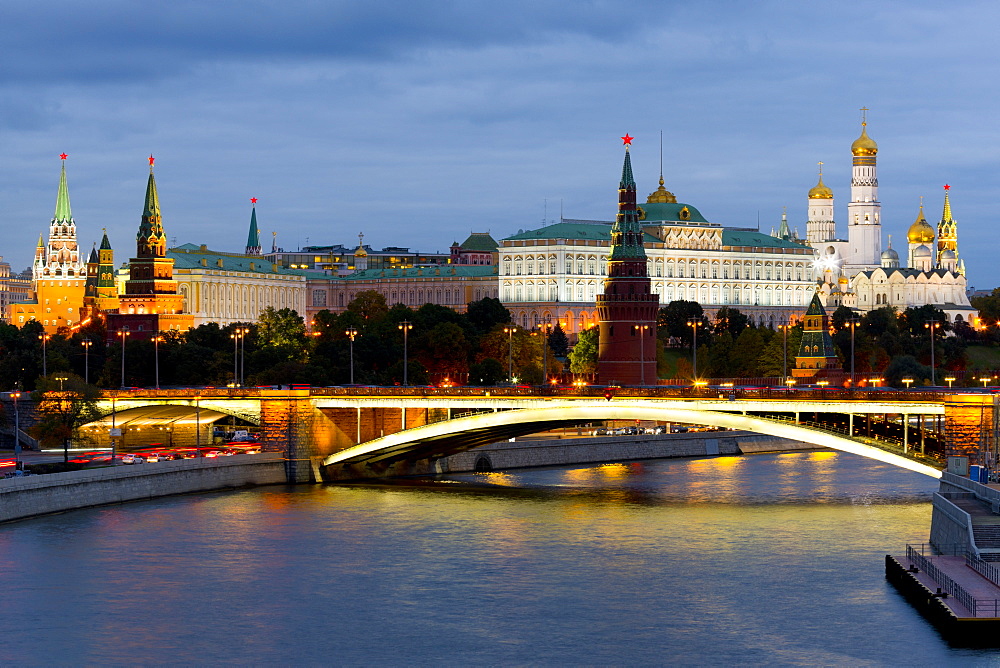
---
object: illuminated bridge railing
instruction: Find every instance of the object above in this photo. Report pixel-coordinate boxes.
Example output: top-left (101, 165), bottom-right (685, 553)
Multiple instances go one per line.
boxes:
top-left (97, 386), bottom-right (950, 403)
top-left (754, 414), bottom-right (945, 467)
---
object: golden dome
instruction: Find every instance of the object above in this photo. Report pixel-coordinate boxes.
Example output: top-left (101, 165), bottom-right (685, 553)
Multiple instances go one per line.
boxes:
top-left (851, 124), bottom-right (878, 156)
top-left (808, 174), bottom-right (833, 199)
top-left (838, 275), bottom-right (849, 285)
top-left (906, 205), bottom-right (935, 244)
top-left (646, 177), bottom-right (677, 204)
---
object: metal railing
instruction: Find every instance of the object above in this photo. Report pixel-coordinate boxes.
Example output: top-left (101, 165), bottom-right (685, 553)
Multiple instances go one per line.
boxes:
top-left (906, 544), bottom-right (1000, 617)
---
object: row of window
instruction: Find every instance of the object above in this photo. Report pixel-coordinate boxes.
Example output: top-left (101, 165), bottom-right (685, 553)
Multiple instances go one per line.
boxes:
top-left (502, 257), bottom-right (811, 280)
top-left (503, 284), bottom-right (810, 307)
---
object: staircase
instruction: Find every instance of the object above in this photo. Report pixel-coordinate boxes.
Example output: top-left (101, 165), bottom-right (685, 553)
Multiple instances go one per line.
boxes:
top-left (952, 497), bottom-right (1000, 562)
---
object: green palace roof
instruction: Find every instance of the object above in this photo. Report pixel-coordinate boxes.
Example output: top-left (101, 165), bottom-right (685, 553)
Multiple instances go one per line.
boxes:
top-left (457, 232), bottom-right (499, 252)
top-left (342, 265), bottom-right (496, 281)
top-left (721, 230), bottom-right (806, 249)
top-left (639, 202), bottom-right (710, 224)
top-left (169, 244), bottom-right (296, 275)
top-left (504, 221), bottom-right (660, 244)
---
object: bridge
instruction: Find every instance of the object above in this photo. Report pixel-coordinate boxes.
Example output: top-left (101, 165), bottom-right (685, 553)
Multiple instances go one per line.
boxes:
top-left (2, 387), bottom-right (996, 482)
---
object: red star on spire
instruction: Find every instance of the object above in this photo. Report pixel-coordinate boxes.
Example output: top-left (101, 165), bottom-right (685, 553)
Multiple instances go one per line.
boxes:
top-left (59, 153), bottom-right (68, 160)
top-left (943, 184), bottom-right (951, 190)
top-left (621, 133), bottom-right (633, 146)
top-left (148, 154), bottom-right (155, 167)
top-left (250, 197), bottom-right (258, 204)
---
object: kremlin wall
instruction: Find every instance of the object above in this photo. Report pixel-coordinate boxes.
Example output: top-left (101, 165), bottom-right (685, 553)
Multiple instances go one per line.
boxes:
top-left (0, 117), bottom-right (977, 381)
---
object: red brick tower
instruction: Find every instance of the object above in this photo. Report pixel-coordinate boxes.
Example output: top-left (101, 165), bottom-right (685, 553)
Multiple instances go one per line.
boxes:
top-left (596, 136), bottom-right (658, 385)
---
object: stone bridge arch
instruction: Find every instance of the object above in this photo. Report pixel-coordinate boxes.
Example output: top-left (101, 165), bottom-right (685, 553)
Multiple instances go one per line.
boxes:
top-left (322, 404), bottom-right (943, 481)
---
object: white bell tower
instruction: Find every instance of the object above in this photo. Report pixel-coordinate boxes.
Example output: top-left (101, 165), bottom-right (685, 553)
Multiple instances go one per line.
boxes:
top-left (846, 108), bottom-right (882, 272)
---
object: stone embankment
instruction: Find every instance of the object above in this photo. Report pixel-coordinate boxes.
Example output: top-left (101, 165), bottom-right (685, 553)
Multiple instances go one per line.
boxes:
top-left (0, 453), bottom-right (286, 523)
top-left (438, 430), bottom-right (815, 473)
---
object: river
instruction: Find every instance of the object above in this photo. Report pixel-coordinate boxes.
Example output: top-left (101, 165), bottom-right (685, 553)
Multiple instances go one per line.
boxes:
top-left (0, 451), bottom-right (997, 665)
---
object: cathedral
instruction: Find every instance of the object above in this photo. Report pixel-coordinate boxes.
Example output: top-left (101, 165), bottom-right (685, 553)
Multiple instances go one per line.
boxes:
top-left (806, 112), bottom-right (975, 323)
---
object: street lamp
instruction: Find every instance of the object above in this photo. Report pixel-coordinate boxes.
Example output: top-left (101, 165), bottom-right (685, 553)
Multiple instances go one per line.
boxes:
top-left (925, 320), bottom-right (941, 386)
top-left (541, 316), bottom-right (551, 386)
top-left (981, 377), bottom-right (992, 388)
top-left (871, 377), bottom-right (883, 388)
top-left (152, 334), bottom-right (164, 390)
top-left (345, 327), bottom-right (358, 384)
top-left (39, 333), bottom-right (51, 377)
top-left (81, 338), bottom-right (92, 384)
top-left (817, 380), bottom-right (829, 389)
top-left (687, 318), bottom-right (704, 382)
top-left (117, 327), bottom-right (130, 388)
top-left (195, 395), bottom-right (202, 456)
top-left (504, 325), bottom-right (518, 385)
top-left (634, 324), bottom-right (650, 386)
top-left (398, 321), bottom-right (413, 386)
top-left (53, 375), bottom-right (70, 463)
top-left (902, 377), bottom-right (914, 389)
top-left (239, 327), bottom-right (249, 386)
top-left (785, 378), bottom-right (796, 390)
top-left (778, 321), bottom-right (791, 386)
top-left (945, 376), bottom-right (956, 389)
top-left (11, 390), bottom-right (21, 470)
top-left (229, 328), bottom-right (243, 387)
top-left (847, 318), bottom-right (860, 387)
top-left (110, 396), bottom-right (118, 466)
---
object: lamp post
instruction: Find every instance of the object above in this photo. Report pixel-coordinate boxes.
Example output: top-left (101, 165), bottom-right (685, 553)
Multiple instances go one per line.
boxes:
top-left (398, 321), bottom-right (413, 386)
top-left (110, 396), bottom-right (118, 466)
top-left (12, 390), bottom-right (21, 470)
top-left (239, 327), bottom-right (249, 386)
top-left (634, 324), bottom-right (650, 386)
top-left (81, 338), bottom-right (92, 384)
top-left (345, 327), bottom-right (358, 384)
top-left (195, 395), bottom-right (202, 456)
top-left (847, 318), bottom-right (860, 387)
top-left (687, 318), bottom-right (704, 382)
top-left (504, 325), bottom-right (517, 385)
top-left (152, 334), bottom-right (164, 390)
top-left (39, 333), bottom-right (50, 377)
top-left (53, 375), bottom-right (69, 463)
top-left (541, 316), bottom-right (551, 386)
top-left (230, 328), bottom-right (241, 387)
top-left (981, 377), bottom-right (991, 389)
top-left (925, 320), bottom-right (941, 386)
top-left (778, 321), bottom-right (790, 386)
top-left (945, 376), bottom-right (956, 389)
top-left (903, 377), bottom-right (914, 389)
top-left (117, 327), bottom-right (130, 388)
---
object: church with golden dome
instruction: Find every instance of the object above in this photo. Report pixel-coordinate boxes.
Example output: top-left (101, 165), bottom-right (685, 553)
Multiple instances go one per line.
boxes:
top-left (805, 111), bottom-right (975, 324)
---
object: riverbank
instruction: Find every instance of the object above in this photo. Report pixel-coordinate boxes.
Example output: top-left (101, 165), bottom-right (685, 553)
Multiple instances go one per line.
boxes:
top-left (437, 430), bottom-right (816, 473)
top-left (0, 453), bottom-right (286, 523)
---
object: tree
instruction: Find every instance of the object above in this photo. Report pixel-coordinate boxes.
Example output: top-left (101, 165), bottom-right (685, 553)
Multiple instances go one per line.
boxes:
top-left (547, 322), bottom-right (569, 357)
top-left (29, 373), bottom-right (101, 463)
top-left (466, 297), bottom-right (511, 336)
top-left (714, 307), bottom-right (749, 338)
top-left (257, 307), bottom-right (307, 351)
top-left (884, 355), bottom-right (932, 388)
top-left (347, 290), bottom-right (389, 321)
top-left (657, 301), bottom-right (707, 345)
top-left (416, 322), bottom-right (470, 379)
top-left (468, 358), bottom-right (505, 386)
top-left (569, 327), bottom-right (598, 374)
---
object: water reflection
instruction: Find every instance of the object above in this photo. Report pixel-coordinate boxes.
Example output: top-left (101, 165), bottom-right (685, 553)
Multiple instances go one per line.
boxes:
top-left (0, 451), bottom-right (972, 665)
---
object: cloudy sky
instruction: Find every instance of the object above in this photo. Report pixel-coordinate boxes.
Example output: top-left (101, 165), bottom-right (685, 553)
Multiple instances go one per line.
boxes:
top-left (3, 0), bottom-right (999, 287)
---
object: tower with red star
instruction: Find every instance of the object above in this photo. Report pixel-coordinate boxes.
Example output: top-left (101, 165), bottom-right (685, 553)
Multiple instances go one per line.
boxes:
top-left (106, 156), bottom-right (193, 339)
top-left (596, 136), bottom-right (658, 385)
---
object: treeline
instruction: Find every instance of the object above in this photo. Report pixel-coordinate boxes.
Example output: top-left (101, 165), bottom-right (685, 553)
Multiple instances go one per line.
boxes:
top-left (568, 301), bottom-right (974, 387)
top-left (0, 293), bottom-right (570, 390)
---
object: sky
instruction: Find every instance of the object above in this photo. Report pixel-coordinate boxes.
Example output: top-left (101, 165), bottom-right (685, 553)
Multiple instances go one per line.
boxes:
top-left (3, 0), bottom-right (999, 288)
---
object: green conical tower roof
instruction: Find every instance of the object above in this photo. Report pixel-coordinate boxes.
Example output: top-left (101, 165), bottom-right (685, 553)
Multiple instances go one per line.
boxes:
top-left (137, 156), bottom-right (166, 257)
top-left (88, 244), bottom-right (98, 263)
top-left (53, 159), bottom-right (72, 222)
top-left (804, 291), bottom-right (826, 316)
top-left (100, 229), bottom-right (112, 250)
top-left (609, 145), bottom-right (647, 261)
top-left (246, 203), bottom-right (261, 254)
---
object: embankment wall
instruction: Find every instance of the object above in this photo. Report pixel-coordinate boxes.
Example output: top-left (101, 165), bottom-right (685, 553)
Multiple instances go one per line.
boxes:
top-left (0, 453), bottom-right (286, 523)
top-left (438, 431), bottom-right (815, 473)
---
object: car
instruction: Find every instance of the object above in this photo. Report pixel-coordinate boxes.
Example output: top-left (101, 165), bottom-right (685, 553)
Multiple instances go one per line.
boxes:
top-left (204, 450), bottom-right (221, 458)
top-left (122, 453), bottom-right (145, 464)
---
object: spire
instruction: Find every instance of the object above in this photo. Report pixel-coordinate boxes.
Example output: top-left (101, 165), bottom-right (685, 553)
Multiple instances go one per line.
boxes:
top-left (37, 233), bottom-right (45, 248)
top-left (137, 155), bottom-right (166, 258)
top-left (246, 198), bottom-right (261, 255)
top-left (610, 136), bottom-right (646, 262)
top-left (54, 156), bottom-right (72, 222)
top-left (941, 184), bottom-right (953, 223)
top-left (778, 207), bottom-right (791, 240)
top-left (100, 228), bottom-right (112, 250)
top-left (88, 243), bottom-right (98, 263)
top-left (271, 231), bottom-right (277, 254)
